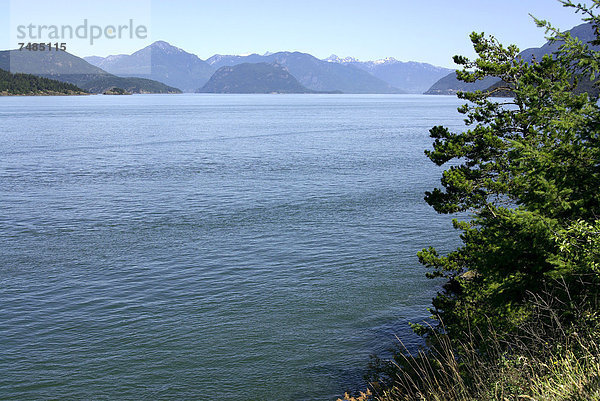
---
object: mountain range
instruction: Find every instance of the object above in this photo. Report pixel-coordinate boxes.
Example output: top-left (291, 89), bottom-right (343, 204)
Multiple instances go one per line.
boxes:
top-left (204, 51), bottom-right (403, 93)
top-left (324, 55), bottom-right (453, 94)
top-left (0, 41), bottom-right (460, 95)
top-left (86, 43), bottom-right (454, 94)
top-left (425, 22), bottom-right (599, 95)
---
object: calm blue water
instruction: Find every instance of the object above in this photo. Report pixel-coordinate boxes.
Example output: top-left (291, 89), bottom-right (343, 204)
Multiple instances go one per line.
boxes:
top-left (0, 94), bottom-right (465, 400)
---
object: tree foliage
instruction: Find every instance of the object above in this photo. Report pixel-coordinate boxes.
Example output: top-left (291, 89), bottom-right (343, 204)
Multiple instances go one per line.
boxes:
top-left (418, 0), bottom-right (600, 340)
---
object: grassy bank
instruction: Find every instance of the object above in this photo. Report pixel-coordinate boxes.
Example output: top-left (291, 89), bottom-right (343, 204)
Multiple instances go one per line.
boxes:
top-left (372, 288), bottom-right (600, 400)
top-left (340, 283), bottom-right (600, 401)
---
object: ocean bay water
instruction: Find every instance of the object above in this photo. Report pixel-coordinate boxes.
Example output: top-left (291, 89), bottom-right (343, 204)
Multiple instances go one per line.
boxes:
top-left (0, 94), bottom-right (465, 400)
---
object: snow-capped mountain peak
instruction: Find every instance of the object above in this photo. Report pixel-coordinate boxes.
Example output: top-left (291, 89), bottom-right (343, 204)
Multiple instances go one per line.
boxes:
top-left (324, 54), bottom-right (360, 63)
top-left (373, 57), bottom-right (398, 65)
top-left (149, 40), bottom-right (185, 54)
top-left (324, 55), bottom-right (402, 65)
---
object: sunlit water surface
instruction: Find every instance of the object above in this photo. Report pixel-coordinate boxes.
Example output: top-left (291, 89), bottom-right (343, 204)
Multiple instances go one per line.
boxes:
top-left (0, 94), bottom-right (465, 400)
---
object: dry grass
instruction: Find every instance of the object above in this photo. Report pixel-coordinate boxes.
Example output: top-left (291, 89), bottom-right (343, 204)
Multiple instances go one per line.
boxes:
top-left (363, 285), bottom-right (600, 401)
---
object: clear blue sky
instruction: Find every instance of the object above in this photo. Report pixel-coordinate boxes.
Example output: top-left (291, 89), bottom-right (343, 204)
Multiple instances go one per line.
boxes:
top-left (0, 0), bottom-right (589, 68)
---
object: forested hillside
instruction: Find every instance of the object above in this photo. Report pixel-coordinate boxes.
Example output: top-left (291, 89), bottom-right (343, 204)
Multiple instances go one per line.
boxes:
top-left (0, 68), bottom-right (87, 95)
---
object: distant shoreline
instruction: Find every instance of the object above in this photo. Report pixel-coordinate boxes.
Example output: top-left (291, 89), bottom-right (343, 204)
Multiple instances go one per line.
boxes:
top-left (0, 91), bottom-right (89, 96)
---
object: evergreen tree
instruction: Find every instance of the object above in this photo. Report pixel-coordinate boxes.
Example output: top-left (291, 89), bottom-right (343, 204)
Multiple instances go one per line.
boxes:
top-left (418, 1), bottom-right (600, 340)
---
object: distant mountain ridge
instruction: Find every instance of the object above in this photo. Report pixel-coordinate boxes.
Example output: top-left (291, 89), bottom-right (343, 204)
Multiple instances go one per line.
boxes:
top-left (324, 55), bottom-right (454, 94)
top-left (425, 73), bottom-right (500, 96)
top-left (198, 62), bottom-right (323, 93)
top-left (425, 22), bottom-right (600, 95)
top-left (0, 50), bottom-right (180, 94)
top-left (519, 22), bottom-right (598, 62)
top-left (206, 51), bottom-right (404, 93)
top-left (85, 41), bottom-right (214, 92)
